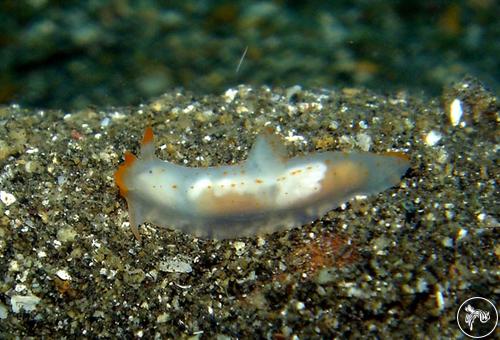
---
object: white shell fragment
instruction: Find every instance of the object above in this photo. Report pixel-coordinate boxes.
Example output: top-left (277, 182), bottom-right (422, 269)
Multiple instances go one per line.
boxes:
top-left (159, 258), bottom-right (193, 273)
top-left (449, 98), bottom-right (463, 127)
top-left (233, 241), bottom-right (247, 256)
top-left (0, 303), bottom-right (8, 319)
top-left (10, 294), bottom-right (41, 313)
top-left (0, 191), bottom-right (16, 206)
top-left (55, 269), bottom-right (72, 281)
top-left (224, 88), bottom-right (238, 103)
top-left (425, 130), bottom-right (442, 146)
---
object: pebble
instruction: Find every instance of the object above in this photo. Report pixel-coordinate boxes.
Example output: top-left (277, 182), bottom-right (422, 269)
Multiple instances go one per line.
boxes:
top-left (0, 303), bottom-right (7, 319)
top-left (159, 258), bottom-right (192, 273)
top-left (55, 269), bottom-right (72, 281)
top-left (449, 98), bottom-right (463, 126)
top-left (424, 130), bottom-right (442, 146)
top-left (0, 191), bottom-right (16, 206)
top-left (10, 295), bottom-right (41, 313)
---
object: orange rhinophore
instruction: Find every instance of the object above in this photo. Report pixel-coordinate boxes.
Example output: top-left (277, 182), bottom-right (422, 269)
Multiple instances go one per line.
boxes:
top-left (141, 126), bottom-right (154, 145)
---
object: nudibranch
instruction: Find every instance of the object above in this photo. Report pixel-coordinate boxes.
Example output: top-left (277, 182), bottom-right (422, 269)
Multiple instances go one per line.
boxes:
top-left (115, 127), bottom-right (410, 240)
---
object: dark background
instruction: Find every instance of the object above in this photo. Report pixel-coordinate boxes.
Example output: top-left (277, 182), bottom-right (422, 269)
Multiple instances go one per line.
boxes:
top-left (1, 0), bottom-right (498, 110)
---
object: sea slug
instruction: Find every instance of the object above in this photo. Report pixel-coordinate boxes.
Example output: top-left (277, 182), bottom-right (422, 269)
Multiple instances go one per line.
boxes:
top-left (115, 127), bottom-right (410, 239)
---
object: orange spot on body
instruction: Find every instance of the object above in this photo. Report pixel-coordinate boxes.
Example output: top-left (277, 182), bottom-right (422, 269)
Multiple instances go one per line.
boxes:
top-left (172, 184), bottom-right (177, 189)
top-left (255, 179), bottom-right (263, 184)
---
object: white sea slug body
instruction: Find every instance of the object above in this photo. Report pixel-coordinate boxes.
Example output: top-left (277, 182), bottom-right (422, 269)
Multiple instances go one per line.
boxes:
top-left (115, 127), bottom-right (410, 239)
